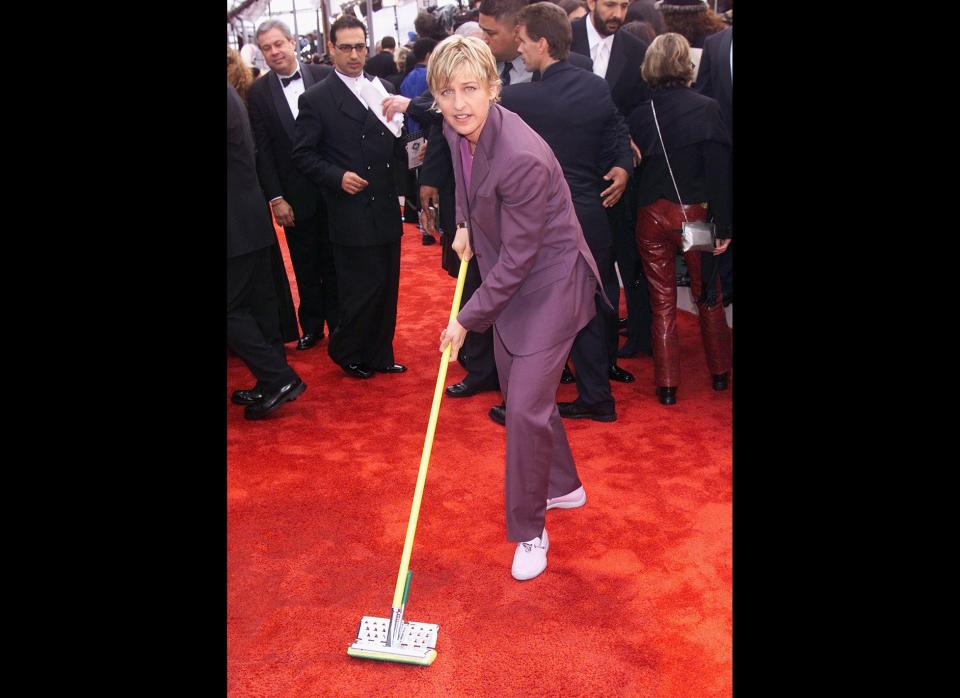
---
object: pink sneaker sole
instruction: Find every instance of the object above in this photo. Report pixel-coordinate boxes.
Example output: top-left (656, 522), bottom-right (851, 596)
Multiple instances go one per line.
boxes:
top-left (546, 486), bottom-right (586, 511)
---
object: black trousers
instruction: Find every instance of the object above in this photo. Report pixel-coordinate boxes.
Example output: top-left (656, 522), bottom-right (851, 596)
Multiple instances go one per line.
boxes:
top-left (455, 256), bottom-right (500, 390)
top-left (596, 244), bottom-right (621, 366)
top-left (569, 245), bottom-right (615, 411)
top-left (227, 247), bottom-right (297, 392)
top-left (283, 209), bottom-right (338, 337)
top-left (328, 239), bottom-right (401, 369)
top-left (267, 240), bottom-right (300, 343)
top-left (404, 167), bottom-right (421, 223)
top-left (438, 184), bottom-right (459, 278)
top-left (610, 180), bottom-right (652, 354)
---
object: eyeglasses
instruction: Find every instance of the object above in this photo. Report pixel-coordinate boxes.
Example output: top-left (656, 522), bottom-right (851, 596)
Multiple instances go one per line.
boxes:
top-left (336, 43), bottom-right (368, 54)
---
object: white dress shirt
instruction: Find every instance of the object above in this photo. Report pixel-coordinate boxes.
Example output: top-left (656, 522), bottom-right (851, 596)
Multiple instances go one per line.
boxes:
top-left (496, 55), bottom-right (533, 85)
top-left (585, 14), bottom-right (615, 79)
top-left (335, 69), bottom-right (371, 110)
top-left (277, 62), bottom-right (306, 118)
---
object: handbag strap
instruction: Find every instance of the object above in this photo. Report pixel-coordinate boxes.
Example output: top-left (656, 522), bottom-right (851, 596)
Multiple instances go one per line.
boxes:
top-left (650, 100), bottom-right (688, 224)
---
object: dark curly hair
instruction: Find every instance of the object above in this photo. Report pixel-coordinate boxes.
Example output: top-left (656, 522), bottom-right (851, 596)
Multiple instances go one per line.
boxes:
top-left (660, 5), bottom-right (727, 48)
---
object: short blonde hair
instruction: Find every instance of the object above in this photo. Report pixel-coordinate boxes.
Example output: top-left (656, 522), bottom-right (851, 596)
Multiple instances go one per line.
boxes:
top-left (641, 32), bottom-right (696, 89)
top-left (426, 35), bottom-right (501, 109)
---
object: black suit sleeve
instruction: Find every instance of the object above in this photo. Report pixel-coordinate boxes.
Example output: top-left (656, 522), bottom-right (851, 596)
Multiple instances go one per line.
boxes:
top-left (600, 91), bottom-right (634, 174)
top-left (568, 52), bottom-right (594, 72)
top-left (247, 89), bottom-right (282, 202)
top-left (408, 89), bottom-right (443, 127)
top-left (620, 37), bottom-right (650, 118)
top-left (291, 90), bottom-right (346, 192)
top-left (419, 123), bottom-right (452, 188)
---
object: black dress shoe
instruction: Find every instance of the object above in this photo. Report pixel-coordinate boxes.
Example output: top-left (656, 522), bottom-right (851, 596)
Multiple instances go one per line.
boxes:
top-left (560, 364), bottom-right (576, 384)
top-left (342, 363), bottom-right (374, 379)
top-left (608, 364), bottom-right (635, 383)
top-left (376, 363), bottom-right (407, 373)
top-left (488, 403), bottom-right (506, 426)
top-left (297, 332), bottom-right (322, 350)
top-left (445, 382), bottom-right (478, 397)
top-left (421, 232), bottom-right (436, 245)
top-left (656, 386), bottom-right (677, 406)
top-left (244, 377), bottom-right (306, 419)
top-left (712, 372), bottom-right (729, 391)
top-left (557, 401), bottom-right (617, 422)
top-left (231, 387), bottom-right (263, 405)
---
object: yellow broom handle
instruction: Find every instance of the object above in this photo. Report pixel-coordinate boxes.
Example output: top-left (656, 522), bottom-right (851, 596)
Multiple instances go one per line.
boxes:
top-left (391, 255), bottom-right (470, 608)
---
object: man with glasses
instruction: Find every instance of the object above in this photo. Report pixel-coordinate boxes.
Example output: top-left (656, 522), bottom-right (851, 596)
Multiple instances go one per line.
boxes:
top-left (292, 15), bottom-right (408, 380)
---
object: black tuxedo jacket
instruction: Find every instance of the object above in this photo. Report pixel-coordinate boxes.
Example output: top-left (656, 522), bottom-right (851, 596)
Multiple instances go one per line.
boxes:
top-left (694, 27), bottom-right (732, 134)
top-left (227, 82), bottom-right (275, 259)
top-left (247, 62), bottom-right (333, 220)
top-left (365, 51), bottom-right (397, 79)
top-left (499, 60), bottom-right (632, 251)
top-left (566, 51), bottom-right (594, 73)
top-left (291, 72), bottom-right (404, 247)
top-left (570, 17), bottom-right (650, 118)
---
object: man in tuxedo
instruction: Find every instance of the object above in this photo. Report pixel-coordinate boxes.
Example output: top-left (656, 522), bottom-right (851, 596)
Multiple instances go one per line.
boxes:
top-left (571, 0), bottom-right (653, 369)
top-left (291, 14), bottom-right (407, 380)
top-left (248, 20), bottom-right (338, 353)
top-left (365, 36), bottom-right (397, 78)
top-left (499, 1), bottom-right (632, 422)
top-left (227, 82), bottom-right (306, 420)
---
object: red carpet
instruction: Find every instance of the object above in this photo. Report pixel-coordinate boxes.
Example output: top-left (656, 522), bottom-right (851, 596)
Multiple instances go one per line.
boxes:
top-left (228, 223), bottom-right (732, 697)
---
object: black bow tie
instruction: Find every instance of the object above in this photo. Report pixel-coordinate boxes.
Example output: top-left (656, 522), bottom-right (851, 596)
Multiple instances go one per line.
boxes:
top-left (280, 71), bottom-right (301, 87)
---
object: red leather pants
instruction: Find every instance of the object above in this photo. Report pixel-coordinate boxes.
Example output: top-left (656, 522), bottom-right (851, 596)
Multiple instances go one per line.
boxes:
top-left (635, 199), bottom-right (731, 388)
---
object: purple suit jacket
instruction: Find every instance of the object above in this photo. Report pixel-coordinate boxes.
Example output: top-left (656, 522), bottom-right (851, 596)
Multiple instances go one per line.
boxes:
top-left (444, 104), bottom-right (606, 356)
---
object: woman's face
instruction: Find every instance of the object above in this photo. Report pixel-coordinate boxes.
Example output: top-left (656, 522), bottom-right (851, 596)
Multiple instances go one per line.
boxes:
top-left (436, 65), bottom-right (497, 144)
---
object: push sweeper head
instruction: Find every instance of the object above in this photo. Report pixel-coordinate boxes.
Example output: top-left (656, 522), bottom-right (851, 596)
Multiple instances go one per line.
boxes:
top-left (347, 571), bottom-right (438, 666)
top-left (346, 256), bottom-right (469, 667)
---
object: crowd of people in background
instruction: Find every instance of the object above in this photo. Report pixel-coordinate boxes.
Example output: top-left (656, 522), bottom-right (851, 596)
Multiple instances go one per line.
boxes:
top-left (227, 0), bottom-right (733, 419)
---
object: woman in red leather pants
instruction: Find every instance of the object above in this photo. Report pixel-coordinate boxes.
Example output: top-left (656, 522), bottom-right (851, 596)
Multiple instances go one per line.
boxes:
top-left (627, 32), bottom-right (732, 405)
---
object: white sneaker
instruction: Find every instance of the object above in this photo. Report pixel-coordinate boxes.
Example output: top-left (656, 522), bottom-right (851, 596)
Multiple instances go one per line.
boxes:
top-left (511, 528), bottom-right (549, 581)
top-left (546, 485), bottom-right (586, 511)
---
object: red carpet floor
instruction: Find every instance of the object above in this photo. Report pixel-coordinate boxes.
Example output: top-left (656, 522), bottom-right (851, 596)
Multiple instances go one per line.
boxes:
top-left (227, 222), bottom-right (732, 697)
